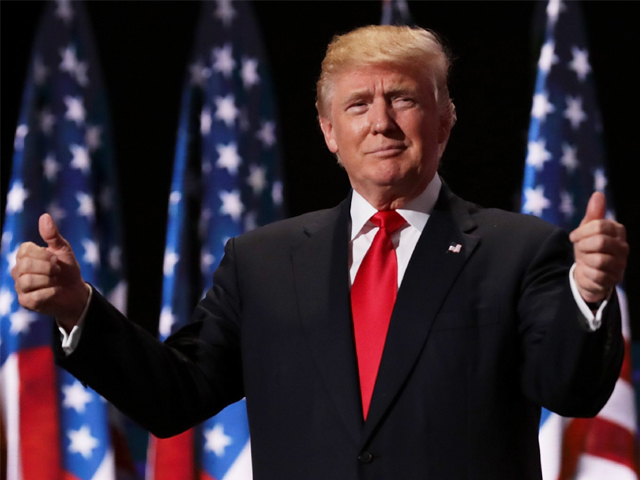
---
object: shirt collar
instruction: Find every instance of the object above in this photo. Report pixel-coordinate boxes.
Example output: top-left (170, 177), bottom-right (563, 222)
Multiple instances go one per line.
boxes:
top-left (350, 174), bottom-right (442, 240)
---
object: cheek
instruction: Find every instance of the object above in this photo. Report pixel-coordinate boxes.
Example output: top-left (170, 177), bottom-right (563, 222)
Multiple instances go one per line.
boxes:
top-left (339, 119), bottom-right (368, 144)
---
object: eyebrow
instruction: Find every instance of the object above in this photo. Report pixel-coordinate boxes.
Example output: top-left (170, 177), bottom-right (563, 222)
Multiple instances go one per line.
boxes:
top-left (340, 89), bottom-right (372, 107)
top-left (386, 86), bottom-right (417, 97)
top-left (340, 85), bottom-right (419, 108)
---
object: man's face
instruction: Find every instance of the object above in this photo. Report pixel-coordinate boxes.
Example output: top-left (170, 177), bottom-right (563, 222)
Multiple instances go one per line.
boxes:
top-left (319, 63), bottom-right (450, 205)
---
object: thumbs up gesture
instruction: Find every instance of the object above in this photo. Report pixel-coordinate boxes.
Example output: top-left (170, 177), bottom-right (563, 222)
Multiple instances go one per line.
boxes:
top-left (11, 214), bottom-right (90, 331)
top-left (569, 192), bottom-right (629, 304)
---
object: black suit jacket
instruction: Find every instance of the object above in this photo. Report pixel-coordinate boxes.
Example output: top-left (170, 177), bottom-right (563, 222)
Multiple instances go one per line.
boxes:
top-left (56, 185), bottom-right (623, 480)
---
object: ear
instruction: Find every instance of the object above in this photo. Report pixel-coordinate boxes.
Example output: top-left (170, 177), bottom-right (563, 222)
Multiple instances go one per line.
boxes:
top-left (319, 115), bottom-right (339, 153)
top-left (437, 116), bottom-right (452, 144)
top-left (437, 116), bottom-right (453, 158)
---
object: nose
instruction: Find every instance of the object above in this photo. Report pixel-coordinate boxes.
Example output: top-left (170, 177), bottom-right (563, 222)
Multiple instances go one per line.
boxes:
top-left (369, 98), bottom-right (395, 134)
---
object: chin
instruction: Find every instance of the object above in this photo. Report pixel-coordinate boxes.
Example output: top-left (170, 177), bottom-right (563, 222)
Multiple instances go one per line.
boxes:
top-left (368, 174), bottom-right (404, 189)
top-left (379, 167), bottom-right (420, 187)
top-left (370, 161), bottom-right (408, 179)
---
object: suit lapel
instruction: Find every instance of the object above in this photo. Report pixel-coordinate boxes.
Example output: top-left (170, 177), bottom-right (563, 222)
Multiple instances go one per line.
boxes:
top-left (291, 196), bottom-right (363, 444)
top-left (361, 186), bottom-right (481, 445)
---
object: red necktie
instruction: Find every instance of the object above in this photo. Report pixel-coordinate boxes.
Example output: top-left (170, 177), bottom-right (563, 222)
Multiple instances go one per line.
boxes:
top-left (351, 210), bottom-right (406, 419)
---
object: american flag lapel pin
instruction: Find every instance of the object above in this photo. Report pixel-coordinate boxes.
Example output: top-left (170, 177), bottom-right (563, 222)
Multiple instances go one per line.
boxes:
top-left (448, 243), bottom-right (462, 253)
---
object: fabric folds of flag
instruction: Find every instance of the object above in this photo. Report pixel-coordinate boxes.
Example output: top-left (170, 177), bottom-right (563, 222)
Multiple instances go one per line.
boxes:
top-left (148, 1), bottom-right (283, 479)
top-left (522, 1), bottom-right (637, 479)
top-left (380, 0), bottom-right (414, 26)
top-left (0, 1), bottom-right (129, 480)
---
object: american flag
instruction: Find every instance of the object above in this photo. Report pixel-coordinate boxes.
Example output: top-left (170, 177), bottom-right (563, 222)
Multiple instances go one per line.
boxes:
top-left (522, 1), bottom-right (637, 479)
top-left (147, 1), bottom-right (283, 479)
top-left (381, 0), bottom-right (413, 26)
top-left (0, 1), bottom-right (130, 480)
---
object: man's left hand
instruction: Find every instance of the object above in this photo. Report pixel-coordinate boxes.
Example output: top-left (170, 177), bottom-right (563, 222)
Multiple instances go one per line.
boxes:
top-left (570, 191), bottom-right (629, 304)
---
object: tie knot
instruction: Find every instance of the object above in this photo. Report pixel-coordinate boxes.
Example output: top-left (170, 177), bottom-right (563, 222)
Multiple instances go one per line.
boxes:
top-left (371, 210), bottom-right (406, 234)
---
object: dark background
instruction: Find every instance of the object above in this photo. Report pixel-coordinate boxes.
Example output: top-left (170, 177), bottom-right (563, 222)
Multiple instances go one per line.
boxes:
top-left (2, 1), bottom-right (639, 337)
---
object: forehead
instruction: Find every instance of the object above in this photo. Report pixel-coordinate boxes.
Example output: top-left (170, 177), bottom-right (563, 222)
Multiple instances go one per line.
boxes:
top-left (330, 64), bottom-right (433, 101)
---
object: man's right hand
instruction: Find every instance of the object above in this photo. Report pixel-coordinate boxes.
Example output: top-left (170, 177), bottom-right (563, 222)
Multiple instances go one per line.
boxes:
top-left (11, 213), bottom-right (90, 332)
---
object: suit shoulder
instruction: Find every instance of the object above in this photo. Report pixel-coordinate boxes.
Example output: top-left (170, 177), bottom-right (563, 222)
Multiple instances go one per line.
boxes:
top-left (233, 205), bottom-right (342, 248)
top-left (470, 206), bottom-right (573, 266)
top-left (475, 207), bottom-right (563, 236)
top-left (448, 191), bottom-right (569, 248)
top-left (443, 185), bottom-right (563, 240)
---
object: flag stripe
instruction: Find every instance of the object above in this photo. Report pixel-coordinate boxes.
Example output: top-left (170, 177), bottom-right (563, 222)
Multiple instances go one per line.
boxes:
top-left (559, 416), bottom-right (637, 480)
top-left (19, 347), bottom-right (61, 480)
top-left (619, 287), bottom-right (631, 341)
top-left (539, 413), bottom-right (566, 480)
top-left (90, 449), bottom-right (115, 480)
top-left (559, 417), bottom-right (590, 480)
top-left (598, 379), bottom-right (637, 434)
top-left (147, 431), bottom-right (196, 480)
top-left (220, 441), bottom-right (252, 480)
top-left (574, 454), bottom-right (637, 480)
top-left (620, 341), bottom-right (632, 383)
top-left (1, 354), bottom-right (23, 480)
top-left (582, 417), bottom-right (635, 470)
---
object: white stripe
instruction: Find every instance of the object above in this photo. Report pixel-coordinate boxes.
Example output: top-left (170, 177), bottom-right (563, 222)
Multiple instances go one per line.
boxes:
top-left (617, 286), bottom-right (630, 341)
top-left (222, 440), bottom-right (253, 480)
top-left (538, 413), bottom-right (567, 480)
top-left (107, 281), bottom-right (128, 315)
top-left (0, 354), bottom-right (23, 480)
top-left (598, 379), bottom-right (637, 433)
top-left (144, 438), bottom-right (156, 480)
top-left (575, 453), bottom-right (637, 480)
top-left (91, 448), bottom-right (115, 480)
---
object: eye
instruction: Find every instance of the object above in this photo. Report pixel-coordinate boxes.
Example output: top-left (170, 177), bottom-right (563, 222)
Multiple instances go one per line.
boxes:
top-left (392, 96), bottom-right (416, 108)
top-left (346, 102), bottom-right (368, 114)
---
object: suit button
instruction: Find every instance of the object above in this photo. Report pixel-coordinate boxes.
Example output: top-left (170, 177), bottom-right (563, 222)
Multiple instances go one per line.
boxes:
top-left (358, 451), bottom-right (373, 464)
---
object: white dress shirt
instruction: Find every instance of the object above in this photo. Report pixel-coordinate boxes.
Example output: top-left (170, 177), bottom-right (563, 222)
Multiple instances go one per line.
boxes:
top-left (61, 175), bottom-right (608, 354)
top-left (349, 174), bottom-right (607, 331)
top-left (350, 174), bottom-right (441, 288)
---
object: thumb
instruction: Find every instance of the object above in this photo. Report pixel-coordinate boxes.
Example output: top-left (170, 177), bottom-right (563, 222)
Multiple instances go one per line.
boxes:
top-left (581, 191), bottom-right (606, 225)
top-left (39, 213), bottom-right (69, 252)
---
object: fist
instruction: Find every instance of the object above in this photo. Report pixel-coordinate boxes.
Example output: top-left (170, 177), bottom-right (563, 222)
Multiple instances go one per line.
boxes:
top-left (569, 192), bottom-right (629, 304)
top-left (11, 214), bottom-right (90, 331)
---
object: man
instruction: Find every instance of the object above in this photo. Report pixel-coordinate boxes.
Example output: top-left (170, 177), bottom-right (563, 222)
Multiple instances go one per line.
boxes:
top-left (12, 26), bottom-right (628, 479)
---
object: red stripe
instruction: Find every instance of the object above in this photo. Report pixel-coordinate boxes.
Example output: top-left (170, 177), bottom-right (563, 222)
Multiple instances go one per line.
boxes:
top-left (559, 417), bottom-right (591, 480)
top-left (583, 416), bottom-right (636, 472)
top-left (19, 347), bottom-right (62, 480)
top-left (557, 336), bottom-right (636, 479)
top-left (620, 340), bottom-right (632, 383)
top-left (149, 430), bottom-right (196, 480)
top-left (559, 416), bottom-right (637, 480)
top-left (199, 472), bottom-right (216, 480)
top-left (63, 473), bottom-right (82, 480)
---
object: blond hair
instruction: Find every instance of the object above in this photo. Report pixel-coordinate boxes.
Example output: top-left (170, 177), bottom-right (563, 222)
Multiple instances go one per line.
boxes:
top-left (316, 25), bottom-right (456, 128)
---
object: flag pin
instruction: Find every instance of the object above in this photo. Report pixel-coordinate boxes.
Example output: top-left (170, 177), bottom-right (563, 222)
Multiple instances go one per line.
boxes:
top-left (448, 243), bottom-right (462, 253)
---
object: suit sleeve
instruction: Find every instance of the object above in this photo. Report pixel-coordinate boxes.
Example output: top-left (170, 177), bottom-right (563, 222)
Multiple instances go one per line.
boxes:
top-left (517, 227), bottom-right (624, 417)
top-left (54, 238), bottom-right (245, 438)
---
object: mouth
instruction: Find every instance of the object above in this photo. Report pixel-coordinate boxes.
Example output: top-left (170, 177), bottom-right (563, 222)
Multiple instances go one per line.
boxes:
top-left (366, 145), bottom-right (407, 156)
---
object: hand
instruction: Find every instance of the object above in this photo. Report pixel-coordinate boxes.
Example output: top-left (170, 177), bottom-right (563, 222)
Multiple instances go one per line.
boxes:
top-left (11, 213), bottom-right (90, 331)
top-left (569, 192), bottom-right (629, 304)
